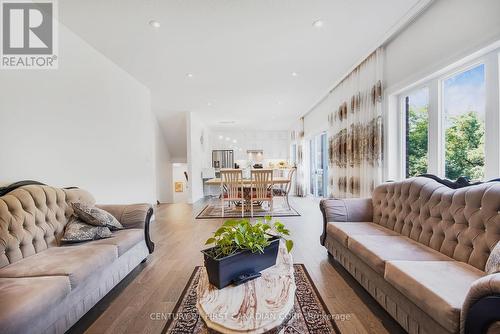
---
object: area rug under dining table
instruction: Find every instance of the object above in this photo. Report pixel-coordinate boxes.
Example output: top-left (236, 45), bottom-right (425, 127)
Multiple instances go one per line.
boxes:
top-left (162, 264), bottom-right (340, 333)
top-left (196, 201), bottom-right (300, 219)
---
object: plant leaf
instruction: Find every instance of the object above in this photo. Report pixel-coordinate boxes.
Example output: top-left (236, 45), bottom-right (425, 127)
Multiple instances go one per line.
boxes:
top-left (205, 237), bottom-right (216, 245)
top-left (214, 227), bottom-right (226, 237)
top-left (285, 239), bottom-right (294, 253)
top-left (223, 219), bottom-right (238, 227)
top-left (274, 222), bottom-right (284, 229)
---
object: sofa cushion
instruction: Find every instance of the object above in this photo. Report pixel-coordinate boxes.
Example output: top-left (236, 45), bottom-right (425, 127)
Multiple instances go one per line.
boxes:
top-left (0, 244), bottom-right (117, 288)
top-left (60, 216), bottom-right (112, 243)
top-left (485, 241), bottom-right (500, 274)
top-left (84, 229), bottom-right (144, 256)
top-left (95, 204), bottom-right (152, 229)
top-left (385, 261), bottom-right (485, 332)
top-left (327, 222), bottom-right (399, 247)
top-left (347, 235), bottom-right (450, 274)
top-left (0, 276), bottom-right (71, 334)
top-left (72, 202), bottom-right (123, 230)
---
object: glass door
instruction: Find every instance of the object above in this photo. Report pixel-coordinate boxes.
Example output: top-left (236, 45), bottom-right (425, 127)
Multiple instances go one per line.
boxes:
top-left (309, 132), bottom-right (328, 197)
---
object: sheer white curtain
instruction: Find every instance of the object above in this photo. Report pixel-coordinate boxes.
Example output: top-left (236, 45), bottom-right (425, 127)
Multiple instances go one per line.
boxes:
top-left (292, 118), bottom-right (307, 197)
top-left (328, 48), bottom-right (384, 198)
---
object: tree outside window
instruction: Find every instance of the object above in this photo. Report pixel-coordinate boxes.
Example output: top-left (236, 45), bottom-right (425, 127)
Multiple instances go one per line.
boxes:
top-left (405, 88), bottom-right (429, 178)
top-left (443, 64), bottom-right (485, 181)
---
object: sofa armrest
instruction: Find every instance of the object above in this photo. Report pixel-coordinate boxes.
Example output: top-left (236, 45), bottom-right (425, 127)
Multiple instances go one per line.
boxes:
top-left (462, 273), bottom-right (500, 334)
top-left (96, 203), bottom-right (155, 253)
top-left (319, 198), bottom-right (373, 245)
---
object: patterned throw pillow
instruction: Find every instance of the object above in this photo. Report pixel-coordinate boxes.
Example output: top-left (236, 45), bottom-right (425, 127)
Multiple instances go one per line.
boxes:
top-left (486, 241), bottom-right (500, 275)
top-left (71, 202), bottom-right (123, 230)
top-left (61, 216), bottom-right (112, 243)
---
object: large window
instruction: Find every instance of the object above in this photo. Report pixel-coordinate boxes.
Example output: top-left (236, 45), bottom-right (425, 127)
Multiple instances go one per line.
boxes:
top-left (443, 64), bottom-right (485, 180)
top-left (405, 87), bottom-right (429, 177)
top-left (397, 47), bottom-right (499, 182)
top-left (309, 133), bottom-right (328, 197)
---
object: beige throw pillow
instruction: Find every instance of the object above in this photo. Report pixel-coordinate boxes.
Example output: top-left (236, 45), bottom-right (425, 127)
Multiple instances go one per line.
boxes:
top-left (61, 216), bottom-right (112, 243)
top-left (486, 241), bottom-right (500, 275)
top-left (71, 202), bottom-right (123, 230)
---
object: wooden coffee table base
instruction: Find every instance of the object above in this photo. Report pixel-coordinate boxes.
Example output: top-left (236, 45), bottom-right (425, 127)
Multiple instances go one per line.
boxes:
top-left (196, 243), bottom-right (296, 334)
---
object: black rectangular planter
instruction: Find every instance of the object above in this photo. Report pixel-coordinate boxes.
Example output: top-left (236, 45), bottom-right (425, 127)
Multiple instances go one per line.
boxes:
top-left (201, 236), bottom-right (280, 289)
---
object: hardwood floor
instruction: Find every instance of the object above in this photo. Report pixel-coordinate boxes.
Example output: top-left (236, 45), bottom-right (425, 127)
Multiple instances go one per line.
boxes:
top-left (69, 196), bottom-right (405, 334)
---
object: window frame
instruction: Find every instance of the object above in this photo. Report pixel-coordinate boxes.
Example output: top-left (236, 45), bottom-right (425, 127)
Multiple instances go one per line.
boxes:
top-left (400, 85), bottom-right (430, 178)
top-left (440, 61), bottom-right (486, 180)
top-left (395, 49), bottom-right (500, 181)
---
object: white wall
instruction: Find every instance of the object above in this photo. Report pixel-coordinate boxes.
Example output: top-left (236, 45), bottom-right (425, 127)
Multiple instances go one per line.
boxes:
top-left (172, 163), bottom-right (189, 203)
top-left (155, 121), bottom-right (173, 203)
top-left (0, 24), bottom-right (159, 204)
top-left (157, 111), bottom-right (187, 163)
top-left (186, 112), bottom-right (212, 203)
top-left (303, 99), bottom-right (333, 139)
top-left (385, 0), bottom-right (500, 91)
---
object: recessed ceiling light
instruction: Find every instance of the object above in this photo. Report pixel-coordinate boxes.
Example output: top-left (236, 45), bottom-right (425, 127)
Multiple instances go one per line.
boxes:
top-left (291, 72), bottom-right (298, 77)
top-left (218, 135), bottom-right (223, 140)
top-left (186, 73), bottom-right (194, 78)
top-left (207, 102), bottom-right (212, 106)
top-left (225, 137), bottom-right (230, 141)
top-left (148, 20), bottom-right (160, 28)
top-left (277, 101), bottom-right (283, 105)
top-left (312, 19), bottom-right (324, 28)
top-left (233, 139), bottom-right (237, 143)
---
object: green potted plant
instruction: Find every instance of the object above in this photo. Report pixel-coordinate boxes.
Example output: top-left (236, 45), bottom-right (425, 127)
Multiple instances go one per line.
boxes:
top-left (202, 216), bottom-right (293, 289)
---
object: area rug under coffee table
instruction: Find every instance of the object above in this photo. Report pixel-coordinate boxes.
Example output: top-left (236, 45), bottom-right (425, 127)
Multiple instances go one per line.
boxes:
top-left (162, 264), bottom-right (340, 334)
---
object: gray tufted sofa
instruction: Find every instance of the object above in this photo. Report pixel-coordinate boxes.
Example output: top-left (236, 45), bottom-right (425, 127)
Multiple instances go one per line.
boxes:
top-left (0, 184), bottom-right (154, 334)
top-left (320, 177), bottom-right (500, 334)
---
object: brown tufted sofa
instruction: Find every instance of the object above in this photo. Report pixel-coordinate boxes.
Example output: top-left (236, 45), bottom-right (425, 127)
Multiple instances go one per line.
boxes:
top-left (0, 184), bottom-right (154, 334)
top-left (320, 177), bottom-right (500, 334)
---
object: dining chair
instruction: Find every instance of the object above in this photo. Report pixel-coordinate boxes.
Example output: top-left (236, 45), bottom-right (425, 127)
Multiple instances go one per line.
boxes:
top-left (273, 167), bottom-right (296, 209)
top-left (220, 169), bottom-right (244, 218)
top-left (250, 169), bottom-right (273, 218)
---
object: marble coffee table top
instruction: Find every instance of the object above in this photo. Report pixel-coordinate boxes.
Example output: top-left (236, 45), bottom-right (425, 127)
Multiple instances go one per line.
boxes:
top-left (196, 242), bottom-right (295, 334)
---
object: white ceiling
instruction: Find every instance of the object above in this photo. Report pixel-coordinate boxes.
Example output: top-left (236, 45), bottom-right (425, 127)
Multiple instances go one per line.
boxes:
top-left (58, 0), bottom-right (424, 158)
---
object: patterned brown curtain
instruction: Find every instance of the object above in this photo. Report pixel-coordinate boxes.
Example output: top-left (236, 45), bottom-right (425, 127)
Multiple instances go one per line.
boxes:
top-left (327, 48), bottom-right (384, 198)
